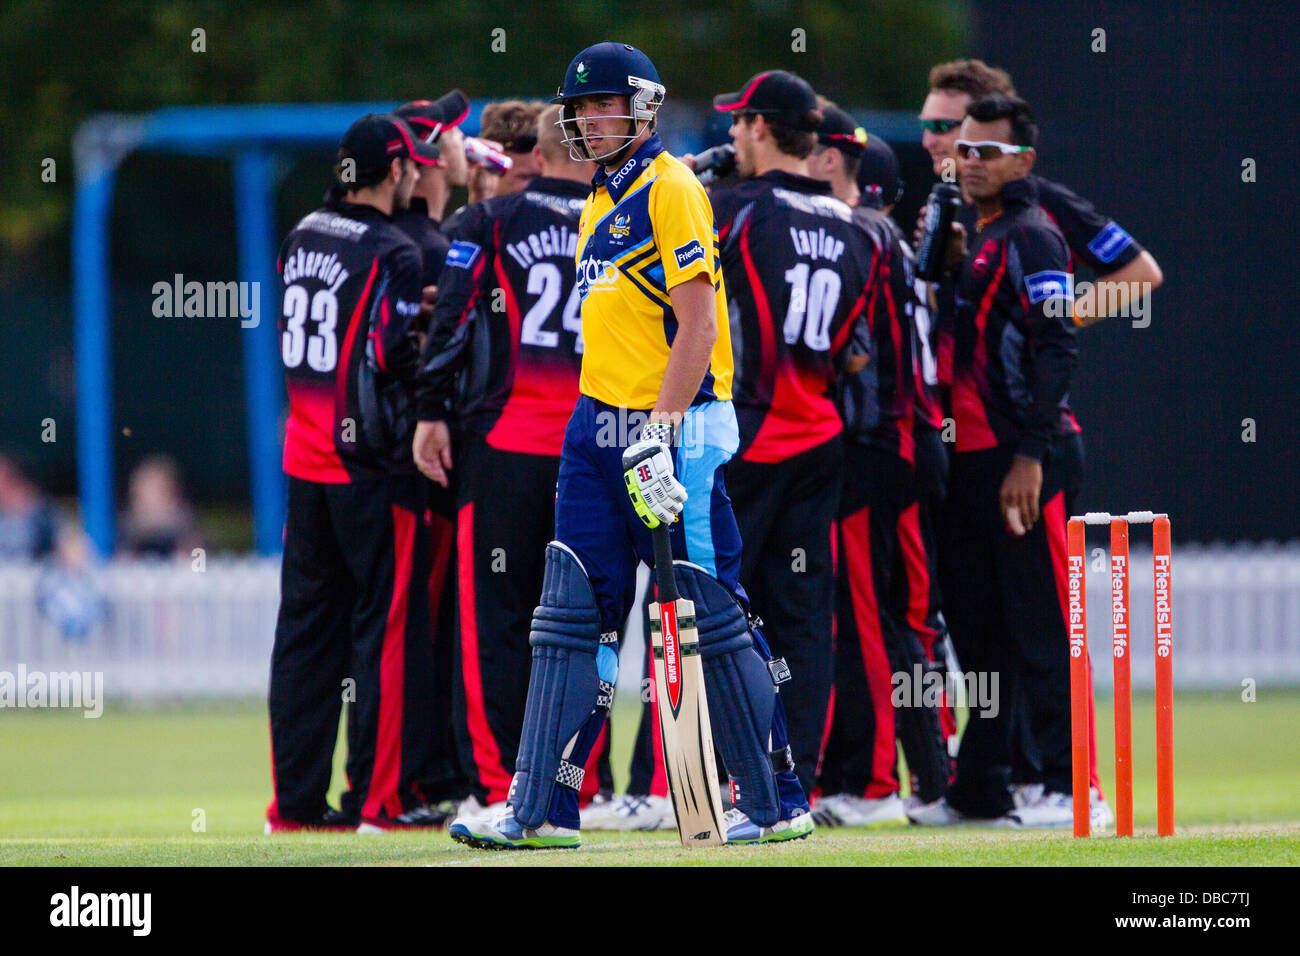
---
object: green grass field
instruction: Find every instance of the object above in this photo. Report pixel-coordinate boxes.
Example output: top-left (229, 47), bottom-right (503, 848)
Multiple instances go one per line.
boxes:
top-left (1, 690), bottom-right (1297, 866)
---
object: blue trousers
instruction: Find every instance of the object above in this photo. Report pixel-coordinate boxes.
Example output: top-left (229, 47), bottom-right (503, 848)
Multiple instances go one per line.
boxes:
top-left (554, 395), bottom-right (747, 632)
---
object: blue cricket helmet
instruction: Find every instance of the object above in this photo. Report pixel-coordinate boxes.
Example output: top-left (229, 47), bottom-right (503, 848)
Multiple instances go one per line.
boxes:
top-left (553, 42), bottom-right (666, 163)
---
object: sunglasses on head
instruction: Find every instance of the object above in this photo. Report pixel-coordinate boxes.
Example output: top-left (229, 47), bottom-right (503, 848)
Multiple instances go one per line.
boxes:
top-left (920, 118), bottom-right (962, 134)
top-left (955, 139), bottom-right (1033, 160)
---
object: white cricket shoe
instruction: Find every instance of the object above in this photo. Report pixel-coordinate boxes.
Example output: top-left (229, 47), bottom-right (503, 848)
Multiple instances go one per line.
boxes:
top-left (906, 797), bottom-right (1003, 826)
top-left (814, 793), bottom-right (906, 827)
top-left (455, 794), bottom-right (509, 821)
top-left (724, 807), bottom-right (815, 844)
top-left (448, 806), bottom-right (579, 850)
top-left (581, 794), bottom-right (673, 831)
top-left (1011, 782), bottom-right (1045, 808)
top-left (1004, 790), bottom-right (1074, 828)
top-left (1091, 787), bottom-right (1114, 831)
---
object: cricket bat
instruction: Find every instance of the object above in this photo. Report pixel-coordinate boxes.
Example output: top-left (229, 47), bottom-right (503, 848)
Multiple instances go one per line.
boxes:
top-left (647, 522), bottom-right (727, 847)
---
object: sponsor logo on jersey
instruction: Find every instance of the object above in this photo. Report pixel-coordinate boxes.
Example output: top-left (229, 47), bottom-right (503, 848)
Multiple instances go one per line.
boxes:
top-left (445, 240), bottom-right (481, 269)
top-left (608, 156), bottom-right (639, 192)
top-left (577, 255), bottom-right (619, 295)
top-left (610, 213), bottom-right (631, 239)
top-left (1087, 221), bottom-right (1134, 264)
top-left (1025, 270), bottom-right (1074, 303)
top-left (674, 239), bottom-right (705, 270)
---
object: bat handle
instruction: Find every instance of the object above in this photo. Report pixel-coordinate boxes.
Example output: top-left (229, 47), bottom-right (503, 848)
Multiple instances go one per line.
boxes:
top-left (652, 523), bottom-right (678, 603)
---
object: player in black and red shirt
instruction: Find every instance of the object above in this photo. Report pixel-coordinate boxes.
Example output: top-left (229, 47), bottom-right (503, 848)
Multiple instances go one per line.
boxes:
top-left (412, 106), bottom-right (595, 814)
top-left (389, 91), bottom-right (478, 822)
top-left (266, 114), bottom-right (442, 833)
top-left (919, 60), bottom-right (1161, 827)
top-left (910, 95), bottom-right (1083, 827)
top-left (806, 106), bottom-right (955, 826)
top-left (708, 71), bottom-right (877, 797)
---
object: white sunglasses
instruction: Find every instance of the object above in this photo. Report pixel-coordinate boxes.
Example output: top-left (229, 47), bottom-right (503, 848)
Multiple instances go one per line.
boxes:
top-left (955, 139), bottom-right (1034, 160)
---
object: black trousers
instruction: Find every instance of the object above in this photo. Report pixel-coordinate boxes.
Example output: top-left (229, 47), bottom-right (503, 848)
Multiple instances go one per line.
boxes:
top-left (727, 436), bottom-right (842, 797)
top-left (939, 435), bottom-right (1083, 816)
top-left (821, 442), bottom-right (956, 802)
top-left (268, 472), bottom-right (434, 823)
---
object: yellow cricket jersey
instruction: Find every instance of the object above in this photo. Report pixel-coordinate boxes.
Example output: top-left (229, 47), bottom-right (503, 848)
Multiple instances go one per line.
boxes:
top-left (574, 134), bottom-right (733, 409)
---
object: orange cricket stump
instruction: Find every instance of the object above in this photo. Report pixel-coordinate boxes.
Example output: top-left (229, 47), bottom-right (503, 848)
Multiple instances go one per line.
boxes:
top-left (1153, 515), bottom-right (1175, 837)
top-left (1067, 518), bottom-right (1090, 838)
top-left (1110, 518), bottom-right (1133, 836)
top-left (1068, 511), bottom-right (1174, 838)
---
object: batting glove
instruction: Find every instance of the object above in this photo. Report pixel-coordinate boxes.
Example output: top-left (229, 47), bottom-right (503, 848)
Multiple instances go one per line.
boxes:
top-left (622, 421), bottom-right (687, 529)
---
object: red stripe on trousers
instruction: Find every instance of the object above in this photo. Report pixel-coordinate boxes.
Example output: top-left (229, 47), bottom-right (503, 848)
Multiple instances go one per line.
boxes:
top-left (1043, 492), bottom-right (1102, 795)
top-left (363, 504), bottom-right (416, 819)
top-left (457, 502), bottom-right (512, 802)
top-left (814, 519), bottom-right (840, 794)
top-left (580, 723), bottom-right (608, 805)
top-left (841, 507), bottom-right (899, 798)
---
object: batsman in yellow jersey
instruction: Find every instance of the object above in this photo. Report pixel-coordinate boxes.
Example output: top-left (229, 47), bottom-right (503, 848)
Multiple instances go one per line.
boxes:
top-left (448, 41), bottom-right (813, 850)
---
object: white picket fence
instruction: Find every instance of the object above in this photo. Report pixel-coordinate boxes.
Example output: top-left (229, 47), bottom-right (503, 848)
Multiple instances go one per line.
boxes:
top-left (0, 544), bottom-right (1297, 699)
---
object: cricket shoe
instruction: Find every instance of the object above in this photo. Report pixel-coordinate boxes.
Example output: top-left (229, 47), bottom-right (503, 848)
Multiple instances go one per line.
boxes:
top-left (264, 807), bottom-right (355, 834)
top-left (1091, 787), bottom-right (1114, 831)
top-left (455, 793), bottom-right (510, 821)
top-left (814, 793), bottom-right (907, 827)
top-left (1011, 782), bottom-right (1045, 809)
top-left (724, 807), bottom-right (815, 845)
top-left (357, 804), bottom-right (447, 833)
top-left (906, 797), bottom-right (1004, 826)
top-left (1003, 790), bottom-right (1074, 828)
top-left (581, 794), bottom-right (673, 831)
top-left (448, 807), bottom-right (580, 850)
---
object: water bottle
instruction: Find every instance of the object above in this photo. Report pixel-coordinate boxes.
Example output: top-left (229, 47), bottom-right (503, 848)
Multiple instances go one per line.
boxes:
top-left (465, 136), bottom-right (513, 172)
top-left (915, 183), bottom-right (962, 281)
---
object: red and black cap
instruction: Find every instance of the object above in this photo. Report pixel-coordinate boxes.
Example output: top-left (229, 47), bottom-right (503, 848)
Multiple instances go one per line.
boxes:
top-left (817, 104), bottom-right (868, 156)
top-left (714, 70), bottom-right (822, 131)
top-left (856, 133), bottom-right (903, 209)
top-left (337, 113), bottom-right (438, 181)
top-left (396, 89), bottom-right (470, 145)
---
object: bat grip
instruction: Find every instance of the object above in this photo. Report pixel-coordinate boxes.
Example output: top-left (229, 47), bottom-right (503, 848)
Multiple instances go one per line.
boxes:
top-left (652, 523), bottom-right (678, 603)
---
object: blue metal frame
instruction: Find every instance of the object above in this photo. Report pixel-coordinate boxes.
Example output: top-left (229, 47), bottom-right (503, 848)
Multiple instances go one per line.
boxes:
top-left (70, 102), bottom-right (487, 556)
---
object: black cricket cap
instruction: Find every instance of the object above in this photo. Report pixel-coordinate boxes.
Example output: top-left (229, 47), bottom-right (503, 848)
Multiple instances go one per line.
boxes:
top-left (714, 70), bottom-right (822, 131)
top-left (396, 90), bottom-right (471, 145)
top-left (817, 104), bottom-right (868, 156)
top-left (337, 113), bottom-right (437, 183)
top-left (856, 133), bottom-right (903, 209)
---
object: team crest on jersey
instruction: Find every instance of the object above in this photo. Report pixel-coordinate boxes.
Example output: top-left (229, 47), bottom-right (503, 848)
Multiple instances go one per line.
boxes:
top-left (1025, 270), bottom-right (1074, 303)
top-left (609, 213), bottom-right (632, 240)
top-left (445, 240), bottom-right (481, 269)
top-left (674, 239), bottom-right (705, 269)
top-left (1087, 221), bottom-right (1134, 264)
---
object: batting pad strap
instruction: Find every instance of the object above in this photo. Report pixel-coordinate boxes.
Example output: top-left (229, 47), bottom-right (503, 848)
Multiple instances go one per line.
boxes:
top-left (511, 543), bottom-right (603, 829)
top-left (770, 745), bottom-right (795, 774)
top-left (556, 760), bottom-right (585, 791)
top-left (670, 561), bottom-right (781, 827)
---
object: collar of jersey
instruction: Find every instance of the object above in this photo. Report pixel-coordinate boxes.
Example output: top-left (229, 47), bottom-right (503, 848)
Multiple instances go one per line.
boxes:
top-left (757, 169), bottom-right (833, 195)
top-left (998, 175), bottom-right (1038, 208)
top-left (591, 134), bottom-right (665, 205)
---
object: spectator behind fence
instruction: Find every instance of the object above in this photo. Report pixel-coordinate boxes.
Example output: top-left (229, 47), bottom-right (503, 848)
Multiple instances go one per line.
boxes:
top-left (120, 455), bottom-right (202, 559)
top-left (0, 454), bottom-right (58, 560)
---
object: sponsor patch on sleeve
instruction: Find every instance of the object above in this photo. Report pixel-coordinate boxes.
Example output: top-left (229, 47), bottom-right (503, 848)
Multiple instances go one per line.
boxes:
top-left (673, 239), bottom-right (705, 270)
top-left (445, 240), bottom-right (481, 269)
top-left (1025, 270), bottom-right (1074, 304)
top-left (1086, 221), bottom-right (1134, 264)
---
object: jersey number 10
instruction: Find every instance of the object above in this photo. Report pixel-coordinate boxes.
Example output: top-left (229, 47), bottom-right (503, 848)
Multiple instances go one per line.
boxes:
top-left (782, 264), bottom-right (842, 351)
